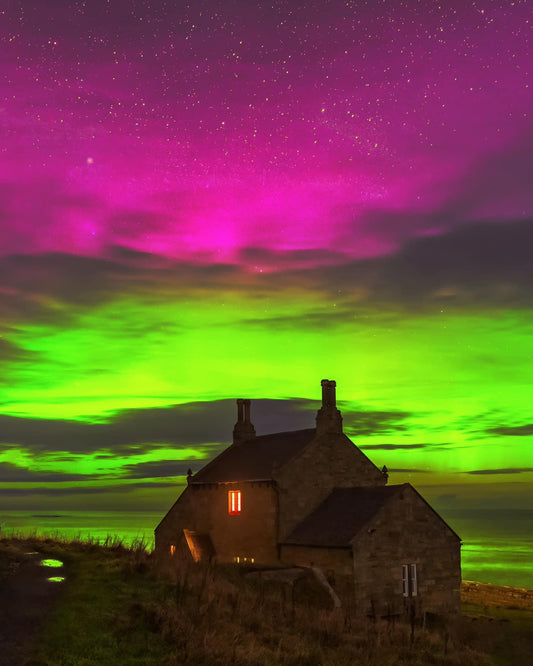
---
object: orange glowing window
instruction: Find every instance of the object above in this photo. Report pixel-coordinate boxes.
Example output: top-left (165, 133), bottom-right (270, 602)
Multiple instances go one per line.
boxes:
top-left (170, 544), bottom-right (176, 556)
top-left (228, 490), bottom-right (242, 515)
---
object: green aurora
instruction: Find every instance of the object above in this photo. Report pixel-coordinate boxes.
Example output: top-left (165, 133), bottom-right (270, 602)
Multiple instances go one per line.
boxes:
top-left (1, 290), bottom-right (532, 512)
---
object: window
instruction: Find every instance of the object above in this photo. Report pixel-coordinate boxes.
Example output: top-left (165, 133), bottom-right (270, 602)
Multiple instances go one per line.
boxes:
top-left (228, 490), bottom-right (242, 515)
top-left (233, 556), bottom-right (255, 564)
top-left (170, 544), bottom-right (176, 556)
top-left (402, 563), bottom-right (418, 597)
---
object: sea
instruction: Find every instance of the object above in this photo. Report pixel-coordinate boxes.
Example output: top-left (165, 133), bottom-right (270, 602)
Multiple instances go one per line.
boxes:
top-left (1, 508), bottom-right (532, 591)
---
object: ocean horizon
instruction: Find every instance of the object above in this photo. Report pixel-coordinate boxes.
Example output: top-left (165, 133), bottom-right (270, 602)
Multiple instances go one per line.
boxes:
top-left (1, 507), bottom-right (532, 591)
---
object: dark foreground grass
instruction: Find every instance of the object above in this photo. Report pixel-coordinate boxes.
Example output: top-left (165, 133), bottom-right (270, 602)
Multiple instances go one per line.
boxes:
top-left (1, 537), bottom-right (532, 665)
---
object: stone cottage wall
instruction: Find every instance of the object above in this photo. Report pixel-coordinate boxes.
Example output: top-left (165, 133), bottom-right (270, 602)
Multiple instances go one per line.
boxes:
top-left (155, 481), bottom-right (279, 565)
top-left (276, 433), bottom-right (386, 540)
top-left (351, 486), bottom-right (461, 617)
top-left (205, 481), bottom-right (278, 564)
top-left (154, 486), bottom-right (194, 559)
top-left (280, 544), bottom-right (353, 577)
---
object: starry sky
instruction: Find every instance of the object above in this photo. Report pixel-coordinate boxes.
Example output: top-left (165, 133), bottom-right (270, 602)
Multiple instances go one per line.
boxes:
top-left (1, 0), bottom-right (532, 514)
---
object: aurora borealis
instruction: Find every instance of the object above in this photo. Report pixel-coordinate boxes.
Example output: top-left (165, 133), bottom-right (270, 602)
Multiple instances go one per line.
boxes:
top-left (1, 0), bottom-right (532, 514)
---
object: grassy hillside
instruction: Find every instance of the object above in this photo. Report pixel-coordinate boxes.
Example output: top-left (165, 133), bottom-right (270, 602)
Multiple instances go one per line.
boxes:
top-left (1, 537), bottom-right (532, 665)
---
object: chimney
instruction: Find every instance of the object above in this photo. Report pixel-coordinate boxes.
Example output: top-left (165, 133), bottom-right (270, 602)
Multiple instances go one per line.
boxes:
top-left (316, 379), bottom-right (343, 434)
top-left (233, 398), bottom-right (256, 445)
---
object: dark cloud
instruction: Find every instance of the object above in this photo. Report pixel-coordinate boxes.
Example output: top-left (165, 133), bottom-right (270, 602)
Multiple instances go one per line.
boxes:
top-left (377, 218), bottom-right (533, 306)
top-left (0, 398), bottom-right (417, 467)
top-left (387, 468), bottom-right (432, 473)
top-left (0, 337), bottom-right (30, 363)
top-left (2, 218), bottom-right (533, 331)
top-left (353, 137), bottom-right (533, 251)
top-left (439, 137), bottom-right (533, 222)
top-left (487, 424), bottom-right (533, 437)
top-left (0, 481), bottom-right (177, 496)
top-left (239, 247), bottom-right (349, 271)
top-left (466, 468), bottom-right (533, 475)
top-left (256, 218), bottom-right (533, 311)
top-left (343, 409), bottom-right (411, 436)
top-left (119, 460), bottom-right (193, 479)
top-left (318, 218), bottom-right (533, 308)
top-left (435, 494), bottom-right (458, 504)
top-left (0, 462), bottom-right (91, 483)
top-left (0, 398), bottom-right (318, 455)
top-left (0, 248), bottom-right (242, 325)
top-left (358, 443), bottom-right (427, 450)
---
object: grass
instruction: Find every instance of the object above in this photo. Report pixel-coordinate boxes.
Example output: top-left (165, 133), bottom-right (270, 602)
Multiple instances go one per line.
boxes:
top-left (1, 536), bottom-right (532, 665)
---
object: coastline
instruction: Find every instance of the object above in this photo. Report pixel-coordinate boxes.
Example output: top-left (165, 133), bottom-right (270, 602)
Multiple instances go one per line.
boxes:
top-left (462, 580), bottom-right (533, 610)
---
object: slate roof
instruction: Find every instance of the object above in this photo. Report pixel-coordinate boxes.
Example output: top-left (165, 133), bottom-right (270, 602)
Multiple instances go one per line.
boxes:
top-left (191, 428), bottom-right (316, 483)
top-left (283, 485), bottom-right (407, 547)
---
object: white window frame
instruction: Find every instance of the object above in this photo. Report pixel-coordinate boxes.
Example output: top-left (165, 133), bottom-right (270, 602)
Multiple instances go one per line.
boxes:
top-left (402, 563), bottom-right (418, 597)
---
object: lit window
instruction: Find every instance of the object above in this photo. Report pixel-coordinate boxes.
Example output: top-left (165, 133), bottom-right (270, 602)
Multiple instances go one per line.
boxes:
top-left (170, 544), bottom-right (176, 556)
top-left (233, 555), bottom-right (255, 564)
top-left (402, 563), bottom-right (418, 597)
top-left (228, 490), bottom-right (242, 515)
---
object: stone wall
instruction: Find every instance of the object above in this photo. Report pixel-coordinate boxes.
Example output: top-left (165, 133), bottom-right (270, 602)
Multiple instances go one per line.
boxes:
top-left (275, 432), bottom-right (386, 540)
top-left (154, 487), bottom-right (194, 558)
top-left (351, 485), bottom-right (461, 617)
top-left (155, 481), bottom-right (279, 565)
top-left (280, 544), bottom-right (353, 577)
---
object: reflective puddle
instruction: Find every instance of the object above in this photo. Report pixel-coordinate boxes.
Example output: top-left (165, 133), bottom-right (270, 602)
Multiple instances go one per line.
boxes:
top-left (40, 558), bottom-right (66, 582)
top-left (40, 559), bottom-right (63, 568)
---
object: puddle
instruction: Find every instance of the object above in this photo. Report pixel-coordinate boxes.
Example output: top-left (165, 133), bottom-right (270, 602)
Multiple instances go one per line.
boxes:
top-left (40, 559), bottom-right (63, 569)
top-left (47, 576), bottom-right (65, 583)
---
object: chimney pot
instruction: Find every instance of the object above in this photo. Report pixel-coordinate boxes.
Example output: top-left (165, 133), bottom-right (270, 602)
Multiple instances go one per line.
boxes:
top-left (236, 398), bottom-right (244, 422)
top-left (233, 398), bottom-right (256, 445)
top-left (316, 379), bottom-right (342, 434)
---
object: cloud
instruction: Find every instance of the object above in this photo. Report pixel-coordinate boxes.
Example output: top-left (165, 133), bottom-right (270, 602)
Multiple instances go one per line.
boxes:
top-left (466, 468), bottom-right (533, 475)
top-left (0, 481), bottom-right (177, 496)
top-left (239, 247), bottom-right (349, 271)
top-left (119, 460), bottom-right (193, 479)
top-left (387, 468), bottom-right (432, 473)
top-left (0, 398), bottom-right (419, 473)
top-left (0, 462), bottom-right (91, 483)
top-left (0, 398), bottom-right (319, 455)
top-left (487, 424), bottom-right (533, 437)
top-left (358, 443), bottom-right (426, 450)
top-left (435, 494), bottom-right (458, 504)
top-left (343, 409), bottom-right (411, 436)
top-left (2, 217), bottom-right (533, 333)
top-left (0, 337), bottom-right (30, 363)
top-left (319, 218), bottom-right (533, 308)
top-left (0, 248), bottom-right (243, 326)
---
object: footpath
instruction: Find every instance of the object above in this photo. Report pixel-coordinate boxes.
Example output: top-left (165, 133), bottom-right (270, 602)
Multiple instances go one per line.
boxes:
top-left (0, 550), bottom-right (67, 665)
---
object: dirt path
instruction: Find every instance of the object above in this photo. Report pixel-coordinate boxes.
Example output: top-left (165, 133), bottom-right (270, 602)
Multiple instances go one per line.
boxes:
top-left (0, 551), bottom-right (67, 665)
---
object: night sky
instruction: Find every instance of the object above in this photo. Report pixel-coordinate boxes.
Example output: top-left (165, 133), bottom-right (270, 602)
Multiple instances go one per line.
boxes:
top-left (1, 0), bottom-right (532, 513)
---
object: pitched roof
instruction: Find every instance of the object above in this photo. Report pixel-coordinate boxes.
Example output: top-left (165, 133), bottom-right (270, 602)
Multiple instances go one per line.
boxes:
top-left (191, 428), bottom-right (316, 483)
top-left (283, 485), bottom-right (406, 547)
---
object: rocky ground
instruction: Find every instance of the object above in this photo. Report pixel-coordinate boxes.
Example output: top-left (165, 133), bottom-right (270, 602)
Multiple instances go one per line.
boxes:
top-left (462, 580), bottom-right (533, 611)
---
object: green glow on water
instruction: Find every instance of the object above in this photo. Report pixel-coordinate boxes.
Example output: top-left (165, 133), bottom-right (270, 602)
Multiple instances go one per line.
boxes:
top-left (47, 576), bottom-right (65, 582)
top-left (41, 559), bottom-right (63, 568)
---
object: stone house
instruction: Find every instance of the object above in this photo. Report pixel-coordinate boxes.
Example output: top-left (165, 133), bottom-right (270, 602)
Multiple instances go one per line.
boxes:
top-left (155, 380), bottom-right (461, 616)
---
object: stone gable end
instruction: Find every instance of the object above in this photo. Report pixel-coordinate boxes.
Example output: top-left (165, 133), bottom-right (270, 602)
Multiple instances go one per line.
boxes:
top-left (276, 431), bottom-right (386, 540)
top-left (351, 485), bottom-right (461, 616)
